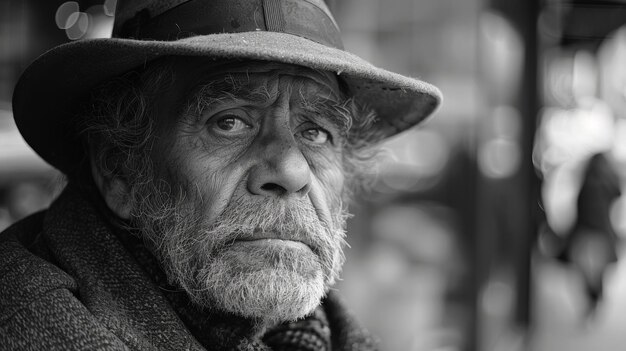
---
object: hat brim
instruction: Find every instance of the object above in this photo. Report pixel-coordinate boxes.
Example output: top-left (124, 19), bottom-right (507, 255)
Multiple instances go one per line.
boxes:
top-left (12, 31), bottom-right (442, 174)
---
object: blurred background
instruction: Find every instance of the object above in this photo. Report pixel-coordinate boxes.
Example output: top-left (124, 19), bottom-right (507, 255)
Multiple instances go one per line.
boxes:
top-left (1, 0), bottom-right (626, 350)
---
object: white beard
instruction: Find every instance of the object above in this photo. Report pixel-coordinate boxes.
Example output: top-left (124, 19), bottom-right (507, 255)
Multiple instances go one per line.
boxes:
top-left (131, 186), bottom-right (347, 324)
top-left (196, 244), bottom-right (326, 324)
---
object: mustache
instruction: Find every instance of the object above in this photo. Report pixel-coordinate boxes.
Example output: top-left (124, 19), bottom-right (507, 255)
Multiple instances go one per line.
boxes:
top-left (205, 194), bottom-right (343, 257)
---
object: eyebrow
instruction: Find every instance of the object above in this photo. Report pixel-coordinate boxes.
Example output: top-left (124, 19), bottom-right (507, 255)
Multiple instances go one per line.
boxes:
top-left (297, 90), bottom-right (352, 135)
top-left (184, 74), bottom-right (274, 121)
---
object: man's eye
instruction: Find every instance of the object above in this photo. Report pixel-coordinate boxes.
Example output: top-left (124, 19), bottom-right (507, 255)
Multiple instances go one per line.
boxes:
top-left (301, 128), bottom-right (330, 144)
top-left (213, 116), bottom-right (250, 132)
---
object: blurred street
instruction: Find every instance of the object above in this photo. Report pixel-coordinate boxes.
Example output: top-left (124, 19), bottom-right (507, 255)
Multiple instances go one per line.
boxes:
top-left (532, 245), bottom-right (626, 351)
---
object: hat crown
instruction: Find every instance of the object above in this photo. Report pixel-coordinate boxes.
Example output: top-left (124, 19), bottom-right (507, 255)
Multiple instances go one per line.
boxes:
top-left (111, 0), bottom-right (343, 49)
top-left (114, 0), bottom-right (190, 25)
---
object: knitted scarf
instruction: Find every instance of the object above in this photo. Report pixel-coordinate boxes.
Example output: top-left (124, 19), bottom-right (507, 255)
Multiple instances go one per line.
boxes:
top-left (16, 186), bottom-right (378, 350)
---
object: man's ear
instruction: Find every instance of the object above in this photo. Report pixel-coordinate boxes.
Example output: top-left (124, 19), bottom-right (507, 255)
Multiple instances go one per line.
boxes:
top-left (90, 157), bottom-right (133, 220)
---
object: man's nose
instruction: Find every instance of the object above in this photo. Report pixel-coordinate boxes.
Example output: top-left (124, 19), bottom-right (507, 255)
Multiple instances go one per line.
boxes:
top-left (247, 134), bottom-right (312, 198)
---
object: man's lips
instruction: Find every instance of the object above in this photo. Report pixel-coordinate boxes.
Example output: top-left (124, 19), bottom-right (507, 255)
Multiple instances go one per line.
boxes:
top-left (237, 238), bottom-right (311, 250)
top-left (235, 231), bottom-right (314, 251)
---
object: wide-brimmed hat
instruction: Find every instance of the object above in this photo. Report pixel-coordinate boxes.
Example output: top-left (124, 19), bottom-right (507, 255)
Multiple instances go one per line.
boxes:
top-left (12, 0), bottom-right (442, 174)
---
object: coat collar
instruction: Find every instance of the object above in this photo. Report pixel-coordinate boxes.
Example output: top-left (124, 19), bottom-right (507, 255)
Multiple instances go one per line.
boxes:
top-left (43, 186), bottom-right (206, 350)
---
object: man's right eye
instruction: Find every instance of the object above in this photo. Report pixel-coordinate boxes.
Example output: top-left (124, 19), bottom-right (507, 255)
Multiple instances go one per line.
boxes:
top-left (207, 112), bottom-right (253, 134)
top-left (215, 116), bottom-right (250, 132)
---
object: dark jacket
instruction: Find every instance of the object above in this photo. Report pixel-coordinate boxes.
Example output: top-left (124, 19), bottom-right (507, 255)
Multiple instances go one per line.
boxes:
top-left (0, 186), bottom-right (376, 350)
top-left (558, 153), bottom-right (622, 263)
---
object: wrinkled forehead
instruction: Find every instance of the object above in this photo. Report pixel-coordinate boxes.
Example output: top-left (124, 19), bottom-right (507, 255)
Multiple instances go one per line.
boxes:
top-left (175, 58), bottom-right (345, 102)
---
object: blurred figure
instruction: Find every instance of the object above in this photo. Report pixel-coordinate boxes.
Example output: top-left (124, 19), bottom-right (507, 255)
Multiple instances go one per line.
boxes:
top-left (555, 152), bottom-right (622, 318)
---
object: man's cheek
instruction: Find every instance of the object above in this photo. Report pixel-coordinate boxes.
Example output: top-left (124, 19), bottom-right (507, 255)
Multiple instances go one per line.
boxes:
top-left (315, 168), bottom-right (345, 210)
top-left (197, 171), bottom-right (254, 224)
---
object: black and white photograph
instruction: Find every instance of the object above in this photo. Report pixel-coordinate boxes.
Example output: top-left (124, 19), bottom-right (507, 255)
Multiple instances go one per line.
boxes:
top-left (1, 1), bottom-right (626, 350)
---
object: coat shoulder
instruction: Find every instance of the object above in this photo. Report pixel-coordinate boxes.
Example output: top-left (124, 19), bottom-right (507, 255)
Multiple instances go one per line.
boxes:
top-left (0, 211), bottom-right (75, 319)
top-left (0, 212), bottom-right (126, 350)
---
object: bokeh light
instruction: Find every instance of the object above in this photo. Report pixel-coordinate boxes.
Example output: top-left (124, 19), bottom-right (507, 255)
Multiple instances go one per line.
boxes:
top-left (65, 12), bottom-right (89, 40)
top-left (104, 0), bottom-right (117, 17)
top-left (55, 1), bottom-right (117, 41)
top-left (85, 5), bottom-right (115, 39)
top-left (599, 26), bottom-right (626, 120)
top-left (480, 11), bottom-right (523, 102)
top-left (478, 138), bottom-right (520, 178)
top-left (479, 106), bottom-right (522, 179)
top-left (55, 1), bottom-right (80, 30)
top-left (379, 129), bottom-right (450, 191)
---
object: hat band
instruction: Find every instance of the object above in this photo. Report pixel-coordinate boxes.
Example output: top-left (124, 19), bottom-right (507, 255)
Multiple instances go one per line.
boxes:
top-left (115, 0), bottom-right (344, 49)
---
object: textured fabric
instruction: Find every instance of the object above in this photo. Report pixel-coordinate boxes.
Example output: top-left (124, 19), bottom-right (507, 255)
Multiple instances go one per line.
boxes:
top-left (0, 186), bottom-right (378, 350)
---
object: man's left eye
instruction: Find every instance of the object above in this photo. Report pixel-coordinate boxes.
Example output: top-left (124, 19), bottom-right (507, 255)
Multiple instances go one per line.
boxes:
top-left (301, 128), bottom-right (330, 144)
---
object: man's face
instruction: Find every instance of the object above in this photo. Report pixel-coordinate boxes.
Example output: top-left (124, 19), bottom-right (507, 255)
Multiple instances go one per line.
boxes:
top-left (128, 60), bottom-right (350, 324)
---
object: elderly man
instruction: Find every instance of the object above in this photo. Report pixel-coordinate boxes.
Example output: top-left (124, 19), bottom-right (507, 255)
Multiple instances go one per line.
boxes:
top-left (0, 0), bottom-right (440, 350)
